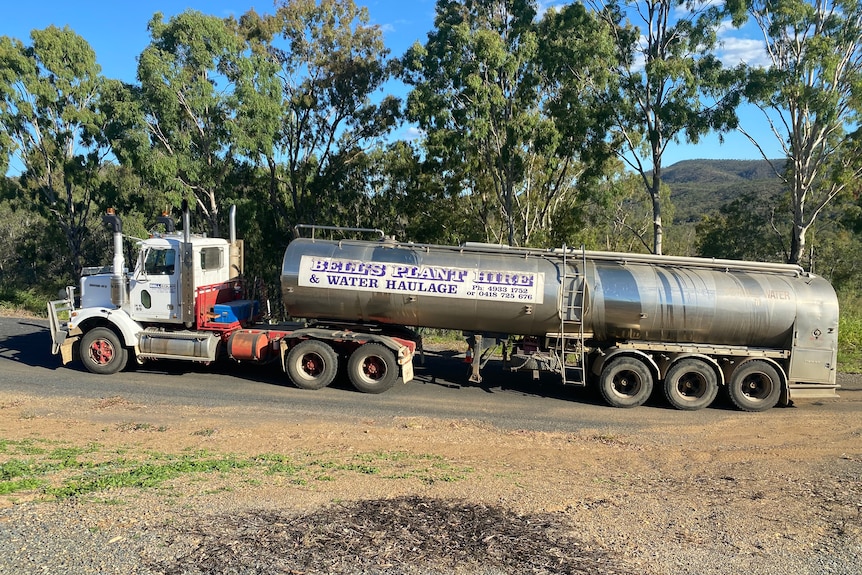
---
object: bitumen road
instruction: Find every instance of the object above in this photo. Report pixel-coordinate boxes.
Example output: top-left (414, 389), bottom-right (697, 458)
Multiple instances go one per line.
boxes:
top-left (1, 315), bottom-right (858, 434)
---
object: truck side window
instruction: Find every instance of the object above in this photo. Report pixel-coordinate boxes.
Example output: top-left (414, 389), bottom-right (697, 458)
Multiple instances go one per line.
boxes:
top-left (144, 248), bottom-right (176, 275)
top-left (200, 247), bottom-right (223, 271)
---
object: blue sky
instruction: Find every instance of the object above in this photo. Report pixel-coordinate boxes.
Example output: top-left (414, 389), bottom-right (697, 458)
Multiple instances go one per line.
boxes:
top-left (2, 0), bottom-right (784, 165)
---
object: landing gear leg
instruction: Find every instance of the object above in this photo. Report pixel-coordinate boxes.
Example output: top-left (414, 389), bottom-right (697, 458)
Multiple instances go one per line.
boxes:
top-left (467, 334), bottom-right (483, 383)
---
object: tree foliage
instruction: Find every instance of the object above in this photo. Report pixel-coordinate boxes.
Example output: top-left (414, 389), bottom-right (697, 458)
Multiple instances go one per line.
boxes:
top-left (403, 0), bottom-right (615, 247)
top-left (590, 0), bottom-right (742, 255)
top-left (128, 11), bottom-right (253, 236)
top-left (696, 191), bottom-right (788, 261)
top-left (0, 26), bottom-right (109, 280)
top-left (735, 0), bottom-right (862, 265)
top-left (6, 1), bottom-right (862, 310)
top-left (240, 0), bottom-right (400, 236)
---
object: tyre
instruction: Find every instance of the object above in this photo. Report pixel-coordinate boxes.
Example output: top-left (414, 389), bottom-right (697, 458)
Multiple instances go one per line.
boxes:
top-left (599, 356), bottom-right (654, 408)
top-left (728, 360), bottom-right (782, 412)
top-left (80, 327), bottom-right (128, 375)
top-left (347, 343), bottom-right (398, 394)
top-left (285, 340), bottom-right (338, 390)
top-left (663, 358), bottom-right (719, 411)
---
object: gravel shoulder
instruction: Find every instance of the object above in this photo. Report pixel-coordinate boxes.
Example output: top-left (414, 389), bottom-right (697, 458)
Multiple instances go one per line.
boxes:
top-left (1, 369), bottom-right (861, 575)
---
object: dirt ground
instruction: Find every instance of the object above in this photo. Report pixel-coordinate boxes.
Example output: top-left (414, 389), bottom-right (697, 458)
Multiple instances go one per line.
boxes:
top-left (1, 371), bottom-right (861, 574)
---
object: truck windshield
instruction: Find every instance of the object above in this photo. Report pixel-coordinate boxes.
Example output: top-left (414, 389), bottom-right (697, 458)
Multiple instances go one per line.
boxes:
top-left (144, 248), bottom-right (176, 275)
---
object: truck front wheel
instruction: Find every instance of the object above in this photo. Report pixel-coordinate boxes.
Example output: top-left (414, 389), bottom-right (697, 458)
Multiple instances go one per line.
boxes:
top-left (80, 327), bottom-right (128, 375)
top-left (599, 356), bottom-right (654, 408)
top-left (347, 343), bottom-right (398, 394)
top-left (286, 340), bottom-right (338, 390)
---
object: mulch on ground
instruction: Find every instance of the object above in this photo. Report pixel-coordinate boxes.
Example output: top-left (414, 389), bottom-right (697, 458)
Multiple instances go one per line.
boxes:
top-left (149, 496), bottom-right (631, 575)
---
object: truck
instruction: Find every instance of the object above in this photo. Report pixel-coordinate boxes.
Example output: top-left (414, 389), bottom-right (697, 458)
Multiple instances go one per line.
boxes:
top-left (48, 206), bottom-right (840, 412)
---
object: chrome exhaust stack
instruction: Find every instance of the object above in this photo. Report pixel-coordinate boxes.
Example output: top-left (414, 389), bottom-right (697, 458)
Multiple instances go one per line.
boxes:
top-left (102, 209), bottom-right (126, 308)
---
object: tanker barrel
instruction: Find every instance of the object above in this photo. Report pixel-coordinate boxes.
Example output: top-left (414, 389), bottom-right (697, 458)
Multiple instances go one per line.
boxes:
top-left (281, 237), bottom-right (838, 352)
top-left (574, 248), bottom-right (805, 276)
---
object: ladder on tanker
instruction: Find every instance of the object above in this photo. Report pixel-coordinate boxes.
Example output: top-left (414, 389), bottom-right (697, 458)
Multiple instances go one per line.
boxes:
top-left (557, 246), bottom-right (586, 385)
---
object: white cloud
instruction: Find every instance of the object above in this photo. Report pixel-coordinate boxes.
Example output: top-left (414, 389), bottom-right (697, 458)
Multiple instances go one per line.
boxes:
top-left (401, 126), bottom-right (424, 141)
top-left (536, 1), bottom-right (566, 19)
top-left (717, 20), bottom-right (771, 68)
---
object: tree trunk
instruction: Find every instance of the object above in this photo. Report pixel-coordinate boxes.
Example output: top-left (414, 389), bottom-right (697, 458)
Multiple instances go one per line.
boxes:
top-left (651, 167), bottom-right (663, 256)
top-left (506, 179), bottom-right (515, 247)
top-left (789, 223), bottom-right (806, 265)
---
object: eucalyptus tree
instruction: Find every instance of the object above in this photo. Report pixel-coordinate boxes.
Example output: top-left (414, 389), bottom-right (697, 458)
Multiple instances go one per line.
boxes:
top-left (134, 10), bottom-right (251, 236)
top-left (237, 0), bottom-right (400, 233)
top-left (403, 0), bottom-right (615, 247)
top-left (696, 191), bottom-right (789, 262)
top-left (402, 0), bottom-right (538, 246)
top-left (366, 140), bottom-right (480, 244)
top-left (733, 0), bottom-right (862, 266)
top-left (0, 26), bottom-right (109, 280)
top-left (535, 2), bottom-right (625, 248)
top-left (590, 0), bottom-right (741, 255)
top-left (570, 168), bottom-right (660, 253)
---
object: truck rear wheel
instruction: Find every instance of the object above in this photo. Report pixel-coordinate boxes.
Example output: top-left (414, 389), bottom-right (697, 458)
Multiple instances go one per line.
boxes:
top-left (599, 356), bottom-right (654, 408)
top-left (663, 358), bottom-right (719, 411)
top-left (286, 340), bottom-right (338, 390)
top-left (80, 327), bottom-right (128, 375)
top-left (728, 360), bottom-right (782, 412)
top-left (347, 343), bottom-right (398, 394)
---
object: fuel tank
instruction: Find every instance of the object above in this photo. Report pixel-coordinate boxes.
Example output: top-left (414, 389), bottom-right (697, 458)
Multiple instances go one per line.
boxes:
top-left (280, 238), bottom-right (838, 349)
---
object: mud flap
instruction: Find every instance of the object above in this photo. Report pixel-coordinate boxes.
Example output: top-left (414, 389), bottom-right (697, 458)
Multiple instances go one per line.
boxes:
top-left (401, 359), bottom-right (414, 384)
top-left (59, 336), bottom-right (79, 365)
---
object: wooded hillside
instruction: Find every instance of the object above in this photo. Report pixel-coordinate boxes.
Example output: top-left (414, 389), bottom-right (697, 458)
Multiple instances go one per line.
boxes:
top-left (663, 159), bottom-right (785, 223)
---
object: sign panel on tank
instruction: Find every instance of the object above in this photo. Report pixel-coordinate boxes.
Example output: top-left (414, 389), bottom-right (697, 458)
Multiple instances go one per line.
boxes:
top-left (298, 255), bottom-right (545, 304)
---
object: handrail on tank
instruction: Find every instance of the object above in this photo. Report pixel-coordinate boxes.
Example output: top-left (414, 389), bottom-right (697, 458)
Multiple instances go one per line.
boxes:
top-left (568, 248), bottom-right (805, 276)
top-left (293, 224), bottom-right (386, 241)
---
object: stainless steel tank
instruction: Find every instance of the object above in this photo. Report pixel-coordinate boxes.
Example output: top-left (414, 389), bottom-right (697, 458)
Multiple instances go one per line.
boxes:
top-left (280, 238), bottom-right (839, 349)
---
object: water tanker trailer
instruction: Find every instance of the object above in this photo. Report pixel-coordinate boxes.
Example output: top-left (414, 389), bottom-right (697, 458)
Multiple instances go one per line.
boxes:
top-left (281, 230), bottom-right (839, 411)
top-left (48, 210), bottom-right (839, 412)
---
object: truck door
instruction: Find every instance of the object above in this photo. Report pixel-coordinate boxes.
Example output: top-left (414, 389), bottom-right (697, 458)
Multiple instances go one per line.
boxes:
top-left (129, 246), bottom-right (182, 323)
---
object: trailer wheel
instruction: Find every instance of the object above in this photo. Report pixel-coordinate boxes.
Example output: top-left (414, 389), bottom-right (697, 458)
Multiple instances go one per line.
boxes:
top-left (80, 327), bottom-right (128, 375)
top-left (599, 356), bottom-right (654, 408)
top-left (728, 360), bottom-right (782, 412)
top-left (347, 343), bottom-right (398, 394)
top-left (286, 340), bottom-right (338, 390)
top-left (663, 358), bottom-right (719, 411)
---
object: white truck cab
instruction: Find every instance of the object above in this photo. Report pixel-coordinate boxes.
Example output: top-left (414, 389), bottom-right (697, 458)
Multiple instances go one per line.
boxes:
top-left (126, 236), bottom-right (230, 323)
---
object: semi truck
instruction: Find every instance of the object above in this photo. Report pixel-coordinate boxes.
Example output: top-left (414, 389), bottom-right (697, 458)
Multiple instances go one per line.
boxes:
top-left (48, 206), bottom-right (840, 412)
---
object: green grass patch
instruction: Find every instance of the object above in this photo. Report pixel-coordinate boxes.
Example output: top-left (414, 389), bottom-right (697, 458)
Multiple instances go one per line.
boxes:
top-left (45, 456), bottom-right (251, 498)
top-left (838, 292), bottom-right (862, 373)
top-left (0, 286), bottom-right (56, 317)
top-left (417, 328), bottom-right (465, 348)
top-left (0, 441), bottom-right (472, 502)
top-left (0, 478), bottom-right (44, 494)
top-left (254, 453), bottom-right (301, 474)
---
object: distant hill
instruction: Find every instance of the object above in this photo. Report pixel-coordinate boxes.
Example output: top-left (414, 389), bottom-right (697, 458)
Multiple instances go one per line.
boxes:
top-left (659, 159), bottom-right (786, 223)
